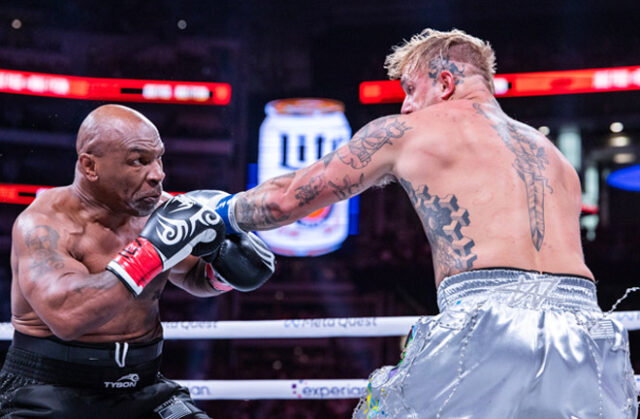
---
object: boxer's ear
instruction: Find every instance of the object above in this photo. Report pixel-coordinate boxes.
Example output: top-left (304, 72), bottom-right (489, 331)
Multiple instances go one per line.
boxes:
top-left (439, 71), bottom-right (456, 100)
top-left (78, 153), bottom-right (98, 181)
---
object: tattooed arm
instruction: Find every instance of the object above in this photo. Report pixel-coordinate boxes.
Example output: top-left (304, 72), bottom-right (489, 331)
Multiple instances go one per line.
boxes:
top-left (233, 115), bottom-right (412, 231)
top-left (12, 212), bottom-right (136, 340)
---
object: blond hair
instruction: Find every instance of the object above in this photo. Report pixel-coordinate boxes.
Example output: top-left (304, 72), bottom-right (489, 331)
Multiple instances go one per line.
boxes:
top-left (385, 28), bottom-right (496, 94)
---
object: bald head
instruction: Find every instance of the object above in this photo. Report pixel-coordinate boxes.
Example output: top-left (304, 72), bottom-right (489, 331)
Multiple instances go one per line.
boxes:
top-left (76, 104), bottom-right (159, 156)
top-left (73, 104), bottom-right (165, 215)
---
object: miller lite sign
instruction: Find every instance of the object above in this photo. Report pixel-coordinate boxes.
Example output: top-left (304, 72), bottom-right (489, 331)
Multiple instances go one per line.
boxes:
top-left (257, 98), bottom-right (352, 256)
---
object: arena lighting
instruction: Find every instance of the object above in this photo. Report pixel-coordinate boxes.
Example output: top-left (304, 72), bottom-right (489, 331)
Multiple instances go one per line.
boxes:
top-left (609, 135), bottom-right (631, 147)
top-left (0, 183), bottom-right (598, 215)
top-left (610, 122), bottom-right (624, 133)
top-left (538, 126), bottom-right (550, 136)
top-left (0, 183), bottom-right (181, 205)
top-left (359, 65), bottom-right (640, 103)
top-left (0, 69), bottom-right (231, 105)
top-left (607, 165), bottom-right (640, 192)
top-left (612, 153), bottom-right (636, 165)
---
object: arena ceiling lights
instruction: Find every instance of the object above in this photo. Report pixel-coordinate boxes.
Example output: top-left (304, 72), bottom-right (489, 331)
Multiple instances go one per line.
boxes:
top-left (359, 65), bottom-right (640, 103)
top-left (0, 69), bottom-right (231, 105)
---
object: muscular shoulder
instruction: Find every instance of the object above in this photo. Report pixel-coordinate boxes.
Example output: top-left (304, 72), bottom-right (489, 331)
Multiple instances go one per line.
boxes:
top-left (411, 100), bottom-right (479, 127)
top-left (24, 187), bottom-right (74, 214)
top-left (354, 114), bottom-right (414, 140)
top-left (398, 101), bottom-right (481, 151)
top-left (13, 187), bottom-right (79, 248)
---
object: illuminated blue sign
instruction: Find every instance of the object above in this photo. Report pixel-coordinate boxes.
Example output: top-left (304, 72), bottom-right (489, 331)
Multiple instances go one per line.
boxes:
top-left (607, 165), bottom-right (640, 192)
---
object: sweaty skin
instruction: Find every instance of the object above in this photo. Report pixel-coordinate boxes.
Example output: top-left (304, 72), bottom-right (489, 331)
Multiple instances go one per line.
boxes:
top-left (10, 105), bottom-right (219, 343)
top-left (231, 59), bottom-right (593, 286)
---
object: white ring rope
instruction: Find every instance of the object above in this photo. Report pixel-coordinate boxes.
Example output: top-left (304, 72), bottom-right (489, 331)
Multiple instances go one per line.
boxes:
top-left (2, 312), bottom-right (640, 400)
top-left (174, 378), bottom-right (640, 401)
top-left (2, 311), bottom-right (639, 340)
top-left (175, 379), bottom-right (369, 400)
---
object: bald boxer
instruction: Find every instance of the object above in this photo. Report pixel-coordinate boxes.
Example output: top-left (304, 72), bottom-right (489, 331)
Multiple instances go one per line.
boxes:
top-left (210, 29), bottom-right (636, 418)
top-left (0, 105), bottom-right (274, 418)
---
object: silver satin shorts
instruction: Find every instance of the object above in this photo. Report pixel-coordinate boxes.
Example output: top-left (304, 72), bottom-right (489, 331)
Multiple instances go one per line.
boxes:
top-left (353, 269), bottom-right (637, 419)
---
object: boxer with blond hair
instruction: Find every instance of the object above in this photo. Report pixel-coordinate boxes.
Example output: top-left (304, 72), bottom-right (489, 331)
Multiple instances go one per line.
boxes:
top-left (208, 29), bottom-right (636, 418)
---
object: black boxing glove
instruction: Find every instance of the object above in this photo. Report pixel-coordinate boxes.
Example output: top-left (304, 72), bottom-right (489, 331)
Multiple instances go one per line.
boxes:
top-left (186, 189), bottom-right (243, 235)
top-left (107, 194), bottom-right (225, 296)
top-left (203, 232), bottom-right (275, 292)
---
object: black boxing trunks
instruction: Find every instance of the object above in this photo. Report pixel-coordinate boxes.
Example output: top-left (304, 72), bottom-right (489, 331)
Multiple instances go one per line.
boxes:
top-left (0, 331), bottom-right (210, 418)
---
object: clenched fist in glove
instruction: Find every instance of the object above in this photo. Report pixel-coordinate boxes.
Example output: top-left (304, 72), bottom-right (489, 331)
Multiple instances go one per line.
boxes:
top-left (107, 194), bottom-right (225, 296)
top-left (204, 231), bottom-right (275, 292)
top-left (185, 190), bottom-right (275, 292)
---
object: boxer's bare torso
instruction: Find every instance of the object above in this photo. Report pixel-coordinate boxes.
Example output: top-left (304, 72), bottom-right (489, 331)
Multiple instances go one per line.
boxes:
top-left (11, 187), bottom-right (167, 343)
top-left (393, 99), bottom-right (591, 284)
top-left (231, 79), bottom-right (592, 285)
top-left (9, 105), bottom-right (212, 344)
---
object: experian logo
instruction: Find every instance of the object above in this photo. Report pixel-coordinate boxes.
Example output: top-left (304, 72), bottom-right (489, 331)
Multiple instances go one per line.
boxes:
top-left (104, 373), bottom-right (139, 389)
top-left (291, 380), bottom-right (366, 399)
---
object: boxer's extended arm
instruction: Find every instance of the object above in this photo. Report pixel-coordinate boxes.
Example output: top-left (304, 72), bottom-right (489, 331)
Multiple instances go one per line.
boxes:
top-left (230, 115), bottom-right (411, 231)
top-left (13, 213), bottom-right (136, 341)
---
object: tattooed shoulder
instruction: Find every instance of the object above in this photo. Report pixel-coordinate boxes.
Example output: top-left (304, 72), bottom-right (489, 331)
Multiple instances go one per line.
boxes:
top-left (337, 115), bottom-right (412, 169)
top-left (24, 224), bottom-right (65, 277)
top-left (24, 225), bottom-right (60, 251)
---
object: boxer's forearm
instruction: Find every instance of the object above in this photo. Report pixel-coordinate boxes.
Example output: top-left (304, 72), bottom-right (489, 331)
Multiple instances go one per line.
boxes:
top-left (34, 271), bottom-right (135, 340)
top-left (233, 168), bottom-right (339, 231)
top-left (233, 172), bottom-right (300, 231)
top-left (232, 116), bottom-right (404, 231)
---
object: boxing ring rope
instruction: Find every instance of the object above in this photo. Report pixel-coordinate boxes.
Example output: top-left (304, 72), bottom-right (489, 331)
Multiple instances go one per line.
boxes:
top-left (2, 311), bottom-right (640, 399)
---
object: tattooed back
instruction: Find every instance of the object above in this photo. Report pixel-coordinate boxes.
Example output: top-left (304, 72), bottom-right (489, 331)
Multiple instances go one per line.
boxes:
top-left (394, 99), bottom-right (592, 284)
top-left (222, 98), bottom-right (592, 285)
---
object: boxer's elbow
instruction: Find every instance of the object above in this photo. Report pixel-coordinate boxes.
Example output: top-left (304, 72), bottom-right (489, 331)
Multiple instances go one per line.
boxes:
top-left (38, 296), bottom-right (91, 340)
top-left (52, 327), bottom-right (82, 341)
top-left (46, 316), bottom-right (85, 341)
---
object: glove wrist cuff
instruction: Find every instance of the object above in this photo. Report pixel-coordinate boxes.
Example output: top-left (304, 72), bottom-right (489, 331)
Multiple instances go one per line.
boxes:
top-left (205, 263), bottom-right (233, 293)
top-left (216, 194), bottom-right (243, 234)
top-left (107, 237), bottom-right (163, 296)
